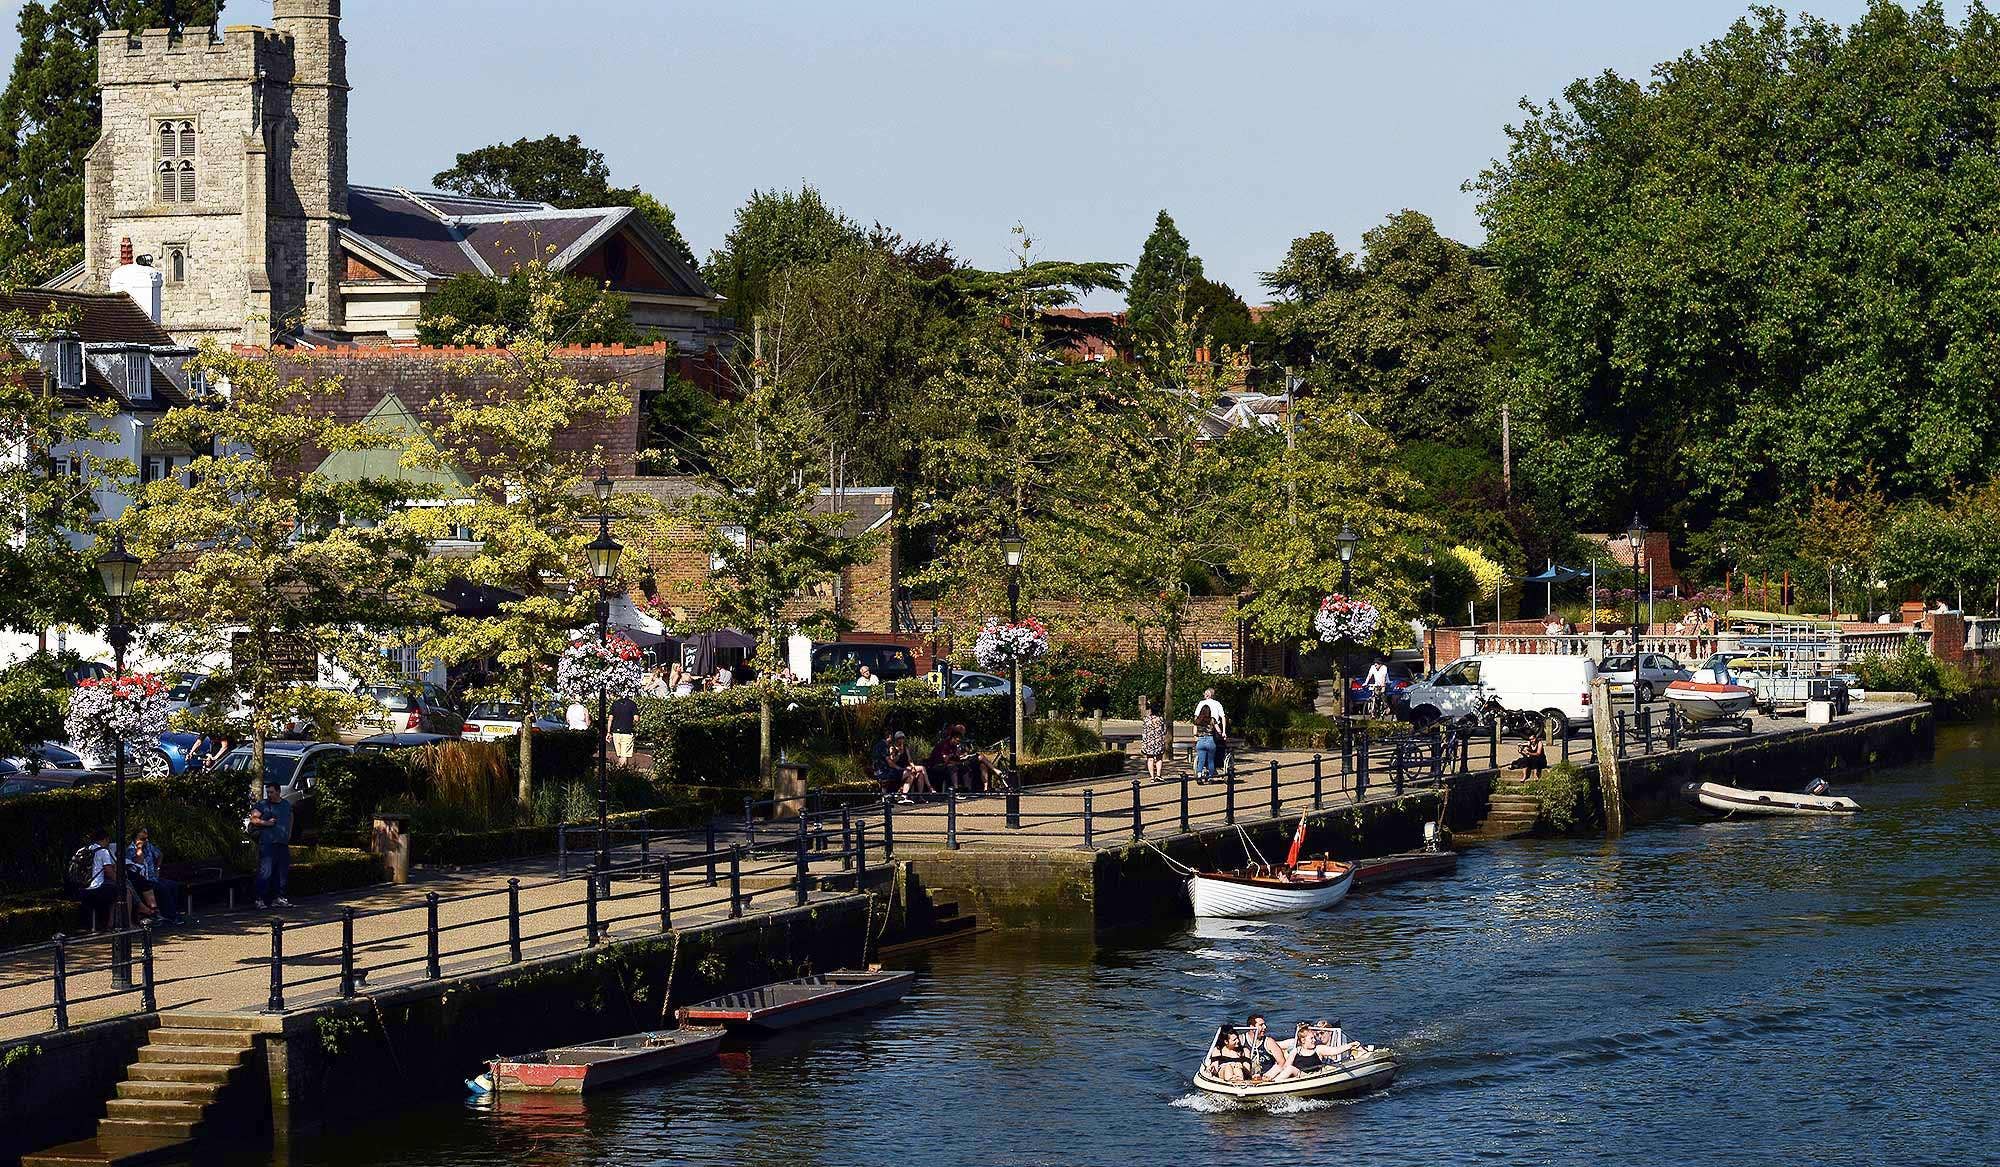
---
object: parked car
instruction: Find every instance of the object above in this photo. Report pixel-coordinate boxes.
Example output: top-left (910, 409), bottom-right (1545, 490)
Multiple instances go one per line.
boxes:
top-left (950, 670), bottom-right (1037, 716)
top-left (462, 701), bottom-right (567, 743)
top-left (809, 642), bottom-right (918, 683)
top-left (0, 768), bottom-right (101, 798)
top-left (1596, 653), bottom-right (1691, 703)
top-left (1349, 661), bottom-right (1422, 714)
top-left (355, 731), bottom-right (452, 753)
top-left (218, 740), bottom-right (353, 802)
top-left (351, 683), bottom-right (456, 736)
top-left (1398, 653), bottom-right (1597, 737)
top-left (162, 672), bottom-right (212, 718)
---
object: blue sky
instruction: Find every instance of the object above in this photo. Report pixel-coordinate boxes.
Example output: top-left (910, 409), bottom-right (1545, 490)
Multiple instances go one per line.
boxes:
top-left (2, 1), bottom-right (1939, 305)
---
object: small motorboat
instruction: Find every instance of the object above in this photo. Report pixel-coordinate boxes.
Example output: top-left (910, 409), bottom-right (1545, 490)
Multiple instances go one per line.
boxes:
top-left (1685, 780), bottom-right (1860, 817)
top-left (675, 968), bottom-right (915, 1031)
top-left (473, 1027), bottom-right (723, 1094)
top-left (1663, 679), bottom-right (1758, 723)
top-left (1193, 1025), bottom-right (1398, 1101)
top-left (1188, 819), bottom-right (1353, 919)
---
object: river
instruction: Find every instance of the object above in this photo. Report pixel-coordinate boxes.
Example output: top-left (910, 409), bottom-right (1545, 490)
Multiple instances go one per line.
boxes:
top-left (240, 723), bottom-right (2000, 1166)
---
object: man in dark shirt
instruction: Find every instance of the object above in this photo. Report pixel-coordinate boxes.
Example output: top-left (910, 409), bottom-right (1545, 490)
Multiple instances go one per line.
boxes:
top-left (609, 694), bottom-right (640, 764)
top-left (248, 783), bottom-right (293, 909)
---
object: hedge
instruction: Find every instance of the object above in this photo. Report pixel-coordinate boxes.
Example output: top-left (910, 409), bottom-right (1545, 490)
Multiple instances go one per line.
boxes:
top-left (410, 795), bottom-right (734, 867)
top-left (1018, 750), bottom-right (1128, 787)
top-left (637, 694), bottom-right (1012, 788)
top-left (286, 847), bottom-right (387, 898)
top-left (0, 894), bottom-right (76, 948)
top-left (0, 772), bottom-right (247, 897)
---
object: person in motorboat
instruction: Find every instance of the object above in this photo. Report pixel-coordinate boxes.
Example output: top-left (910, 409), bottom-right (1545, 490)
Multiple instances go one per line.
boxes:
top-left (1242, 1013), bottom-right (1290, 1081)
top-left (1203, 1027), bottom-right (1251, 1084)
top-left (1279, 1023), bottom-right (1330, 1077)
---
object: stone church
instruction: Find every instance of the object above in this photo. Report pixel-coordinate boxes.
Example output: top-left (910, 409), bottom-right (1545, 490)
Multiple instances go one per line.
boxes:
top-left (54, 0), bottom-right (724, 352)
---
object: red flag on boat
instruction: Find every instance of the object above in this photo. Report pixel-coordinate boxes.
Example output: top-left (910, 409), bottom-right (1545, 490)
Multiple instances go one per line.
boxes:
top-left (1283, 818), bottom-right (1309, 869)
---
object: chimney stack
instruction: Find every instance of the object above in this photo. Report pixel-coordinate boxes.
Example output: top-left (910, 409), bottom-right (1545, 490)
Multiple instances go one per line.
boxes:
top-left (120, 237), bottom-right (134, 265)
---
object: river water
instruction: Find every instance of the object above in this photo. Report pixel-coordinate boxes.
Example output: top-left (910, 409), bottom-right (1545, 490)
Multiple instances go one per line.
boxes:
top-left (247, 724), bottom-right (2000, 1167)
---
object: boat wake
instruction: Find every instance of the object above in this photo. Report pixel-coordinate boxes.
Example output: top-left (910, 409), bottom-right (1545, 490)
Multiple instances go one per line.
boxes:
top-left (1169, 1091), bottom-right (1355, 1115)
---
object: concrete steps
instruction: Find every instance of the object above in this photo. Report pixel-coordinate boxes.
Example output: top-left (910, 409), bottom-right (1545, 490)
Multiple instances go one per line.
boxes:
top-left (21, 1018), bottom-right (258, 1166)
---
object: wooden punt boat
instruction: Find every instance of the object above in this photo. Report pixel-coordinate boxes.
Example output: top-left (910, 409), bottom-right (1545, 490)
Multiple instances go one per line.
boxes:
top-left (476, 1027), bottom-right (723, 1094)
top-left (1188, 860), bottom-right (1353, 918)
top-left (675, 969), bottom-right (915, 1031)
top-left (1350, 850), bottom-right (1458, 888)
top-left (1685, 780), bottom-right (1860, 817)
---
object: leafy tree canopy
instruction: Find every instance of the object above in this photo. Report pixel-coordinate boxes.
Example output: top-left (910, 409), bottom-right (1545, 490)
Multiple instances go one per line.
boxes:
top-left (0, 1), bottom-right (224, 282)
top-left (417, 270), bottom-right (637, 347)
top-left (702, 185), bottom-right (868, 323)
top-left (432, 134), bottom-right (696, 271)
top-left (1477, 1), bottom-right (2000, 530)
top-left (1125, 209), bottom-right (1202, 348)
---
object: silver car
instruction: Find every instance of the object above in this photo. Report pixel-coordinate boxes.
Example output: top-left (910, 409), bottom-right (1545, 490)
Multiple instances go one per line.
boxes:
top-left (1597, 653), bottom-right (1690, 703)
top-left (951, 671), bottom-right (1036, 716)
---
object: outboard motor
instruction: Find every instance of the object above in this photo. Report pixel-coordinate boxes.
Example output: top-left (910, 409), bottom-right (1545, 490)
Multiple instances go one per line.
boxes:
top-left (1804, 777), bottom-right (1831, 796)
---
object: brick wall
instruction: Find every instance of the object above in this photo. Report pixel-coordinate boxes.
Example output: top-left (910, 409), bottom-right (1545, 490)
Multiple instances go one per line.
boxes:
top-left (621, 507), bottom-right (898, 633)
top-left (262, 344), bottom-right (660, 475)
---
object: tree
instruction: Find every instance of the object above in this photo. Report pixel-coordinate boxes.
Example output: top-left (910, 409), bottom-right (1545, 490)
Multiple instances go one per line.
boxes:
top-left (0, 297), bottom-right (124, 640)
top-left (674, 358), bottom-right (876, 788)
top-left (1182, 276), bottom-right (1259, 357)
top-left (1279, 211), bottom-right (1497, 444)
top-left (417, 270), bottom-right (637, 347)
top-left (1477, 2), bottom-right (2000, 529)
top-left (402, 261), bottom-right (638, 800)
top-left (431, 134), bottom-right (696, 270)
top-left (1798, 479), bottom-right (1886, 617)
top-left (118, 346), bottom-right (427, 777)
top-left (701, 185), bottom-right (867, 324)
top-left (1124, 210), bottom-right (1202, 351)
top-left (0, 1), bottom-right (224, 282)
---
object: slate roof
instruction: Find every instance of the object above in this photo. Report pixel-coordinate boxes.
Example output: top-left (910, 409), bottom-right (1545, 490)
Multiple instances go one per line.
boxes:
top-left (343, 186), bottom-right (714, 298)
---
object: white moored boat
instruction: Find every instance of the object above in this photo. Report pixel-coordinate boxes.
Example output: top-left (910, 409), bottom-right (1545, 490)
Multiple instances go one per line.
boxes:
top-left (1663, 679), bottom-right (1758, 723)
top-left (1686, 780), bottom-right (1859, 817)
top-left (1187, 819), bottom-right (1353, 918)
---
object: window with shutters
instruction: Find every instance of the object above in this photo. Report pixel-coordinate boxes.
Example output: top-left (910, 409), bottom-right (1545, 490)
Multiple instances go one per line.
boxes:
top-left (156, 120), bottom-right (195, 202)
top-left (125, 350), bottom-right (153, 401)
top-left (177, 160), bottom-right (195, 204)
top-left (158, 160), bottom-right (177, 202)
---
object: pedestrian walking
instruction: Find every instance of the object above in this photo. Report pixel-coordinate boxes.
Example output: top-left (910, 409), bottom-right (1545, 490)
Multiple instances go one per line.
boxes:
top-left (248, 782), bottom-right (293, 908)
top-left (609, 693), bottom-right (639, 764)
top-left (1141, 706), bottom-right (1167, 782)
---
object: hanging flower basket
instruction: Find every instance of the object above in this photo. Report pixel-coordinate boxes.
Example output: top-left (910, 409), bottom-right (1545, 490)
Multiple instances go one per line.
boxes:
top-left (555, 628), bottom-right (645, 701)
top-left (974, 616), bottom-right (1050, 670)
top-left (65, 674), bottom-right (169, 770)
top-left (1313, 594), bottom-right (1382, 645)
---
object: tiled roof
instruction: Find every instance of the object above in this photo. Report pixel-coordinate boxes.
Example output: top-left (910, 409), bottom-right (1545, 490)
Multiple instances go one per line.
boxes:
top-left (1, 288), bottom-right (194, 410)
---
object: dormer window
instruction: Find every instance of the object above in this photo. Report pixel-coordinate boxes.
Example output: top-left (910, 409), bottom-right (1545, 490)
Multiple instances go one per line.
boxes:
top-left (46, 338), bottom-right (84, 389)
top-left (185, 365), bottom-right (208, 397)
top-left (124, 350), bottom-right (153, 401)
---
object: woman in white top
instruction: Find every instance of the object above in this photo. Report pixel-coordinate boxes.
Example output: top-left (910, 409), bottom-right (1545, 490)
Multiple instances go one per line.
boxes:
top-left (565, 701), bottom-right (590, 731)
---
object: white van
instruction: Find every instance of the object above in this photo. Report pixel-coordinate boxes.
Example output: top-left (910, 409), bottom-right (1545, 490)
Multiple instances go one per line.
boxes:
top-left (1398, 653), bottom-right (1596, 736)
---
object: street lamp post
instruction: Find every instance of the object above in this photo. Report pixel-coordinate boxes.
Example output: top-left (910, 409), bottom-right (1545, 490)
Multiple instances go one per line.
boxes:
top-left (97, 535), bottom-right (140, 988)
top-left (1422, 539), bottom-right (1436, 673)
top-left (1626, 514), bottom-right (1646, 719)
top-left (1000, 521), bottom-right (1026, 789)
top-left (1335, 523), bottom-right (1360, 721)
top-left (585, 473), bottom-right (623, 896)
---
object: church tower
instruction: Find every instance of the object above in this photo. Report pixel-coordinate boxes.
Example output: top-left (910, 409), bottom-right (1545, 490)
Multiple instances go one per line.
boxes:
top-left (83, 3), bottom-right (349, 345)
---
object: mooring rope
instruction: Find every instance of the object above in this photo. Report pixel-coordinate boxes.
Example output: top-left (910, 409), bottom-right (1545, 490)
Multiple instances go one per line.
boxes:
top-left (1138, 837), bottom-right (1200, 876)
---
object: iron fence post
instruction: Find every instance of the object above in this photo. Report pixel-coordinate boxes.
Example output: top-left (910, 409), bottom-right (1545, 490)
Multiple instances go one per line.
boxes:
top-left (1562, 727), bottom-right (1572, 763)
top-left (1224, 761), bottom-right (1236, 824)
top-left (507, 879), bottom-right (522, 963)
top-left (1083, 789), bottom-right (1095, 848)
top-left (1488, 721), bottom-right (1498, 770)
top-left (265, 920), bottom-right (284, 1014)
top-left (1617, 710), bottom-right (1627, 758)
top-left (585, 876), bottom-right (600, 947)
top-left (427, 891), bottom-right (442, 975)
top-left (659, 859), bottom-right (673, 930)
top-left (1131, 778), bottom-right (1143, 839)
top-left (1006, 786), bottom-right (1021, 830)
top-left (1269, 759), bottom-right (1280, 817)
top-left (946, 788), bottom-right (959, 851)
top-left (139, 924), bottom-right (156, 1014)
top-left (52, 934), bottom-right (69, 1030)
top-left (339, 908), bottom-right (356, 998)
top-left (729, 846), bottom-right (743, 918)
top-left (1313, 754), bottom-right (1324, 809)
top-left (705, 822), bottom-right (718, 886)
top-left (558, 824), bottom-right (568, 877)
top-left (795, 821), bottom-right (810, 906)
top-left (1395, 741), bottom-right (1407, 795)
top-left (743, 797), bottom-right (754, 831)
top-left (856, 823), bottom-right (869, 880)
top-left (640, 814), bottom-right (651, 864)
top-left (1670, 706), bottom-right (1682, 750)
top-left (1358, 728), bottom-right (1372, 800)
top-left (882, 797), bottom-right (896, 856)
top-left (841, 805), bottom-right (854, 871)
top-left (1179, 770), bottom-right (1190, 834)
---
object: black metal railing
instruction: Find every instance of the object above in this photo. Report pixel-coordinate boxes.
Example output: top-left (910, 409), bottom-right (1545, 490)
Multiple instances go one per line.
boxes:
top-left (0, 923), bottom-right (157, 1033)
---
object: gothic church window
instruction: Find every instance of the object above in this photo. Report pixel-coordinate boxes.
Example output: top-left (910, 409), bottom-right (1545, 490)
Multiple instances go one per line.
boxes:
top-left (178, 161), bottom-right (195, 204)
top-left (156, 120), bottom-right (196, 202)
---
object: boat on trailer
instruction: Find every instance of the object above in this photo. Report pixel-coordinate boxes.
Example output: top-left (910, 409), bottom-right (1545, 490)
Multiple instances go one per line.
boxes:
top-left (474, 1027), bottom-right (723, 1094)
top-left (1188, 819), bottom-right (1354, 919)
top-left (1193, 1026), bottom-right (1398, 1101)
top-left (1663, 679), bottom-right (1758, 724)
top-left (676, 969), bottom-right (915, 1031)
top-left (1685, 780), bottom-right (1860, 817)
